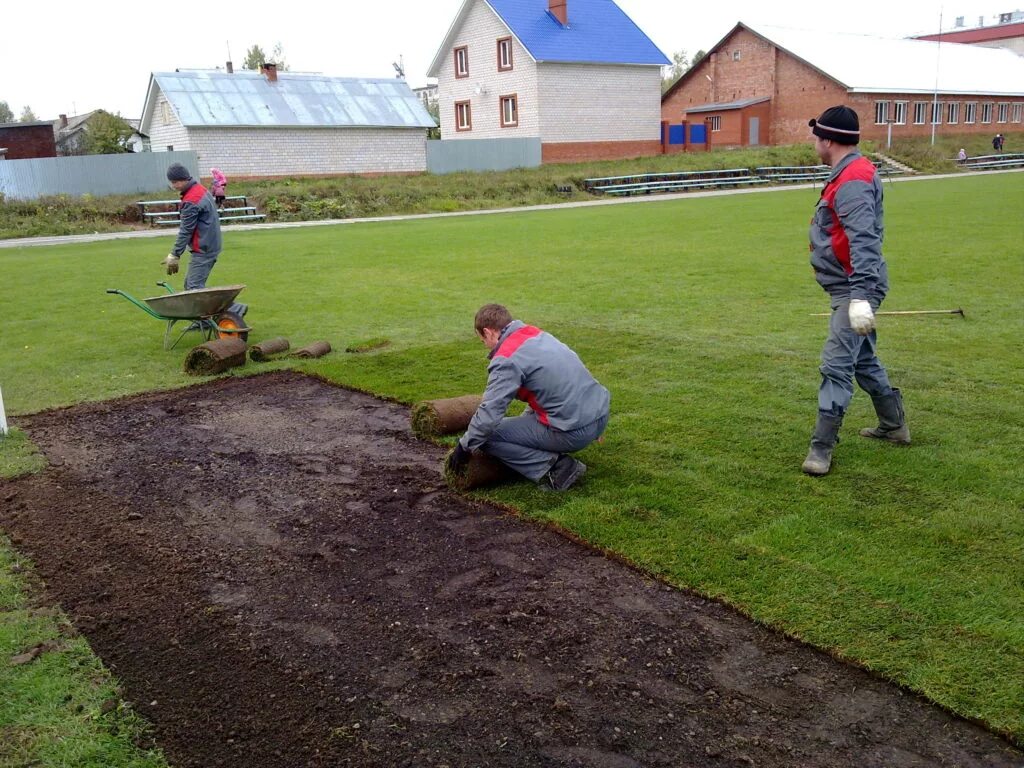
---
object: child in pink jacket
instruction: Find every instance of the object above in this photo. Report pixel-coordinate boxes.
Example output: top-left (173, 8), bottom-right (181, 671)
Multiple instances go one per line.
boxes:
top-left (210, 168), bottom-right (227, 209)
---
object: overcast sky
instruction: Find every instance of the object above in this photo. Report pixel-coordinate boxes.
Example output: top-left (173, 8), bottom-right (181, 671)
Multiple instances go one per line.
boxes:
top-left (1, 0), bottom-right (994, 121)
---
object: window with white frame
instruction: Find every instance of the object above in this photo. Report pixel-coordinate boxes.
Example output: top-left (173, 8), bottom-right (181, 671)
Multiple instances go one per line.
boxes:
top-left (946, 101), bottom-right (959, 124)
top-left (732, 50), bottom-right (741, 61)
top-left (981, 102), bottom-right (993, 123)
top-left (454, 46), bottom-right (469, 79)
top-left (497, 37), bottom-right (513, 71)
top-left (708, 115), bottom-right (721, 132)
top-left (875, 101), bottom-right (889, 124)
top-left (1013, 103), bottom-right (1023, 123)
top-left (455, 100), bottom-right (472, 131)
top-left (893, 101), bottom-right (907, 125)
top-left (913, 102), bottom-right (928, 125)
top-left (931, 101), bottom-right (942, 125)
top-left (964, 102), bottom-right (977, 123)
top-left (997, 102), bottom-right (1009, 123)
top-left (500, 94), bottom-right (518, 127)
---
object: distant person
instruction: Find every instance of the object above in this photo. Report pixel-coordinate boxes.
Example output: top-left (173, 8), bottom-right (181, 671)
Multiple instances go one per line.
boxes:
top-left (162, 163), bottom-right (247, 316)
top-left (210, 167), bottom-right (228, 210)
top-left (992, 133), bottom-right (1004, 152)
top-left (802, 106), bottom-right (909, 477)
top-left (446, 304), bottom-right (610, 491)
top-left (957, 148), bottom-right (967, 164)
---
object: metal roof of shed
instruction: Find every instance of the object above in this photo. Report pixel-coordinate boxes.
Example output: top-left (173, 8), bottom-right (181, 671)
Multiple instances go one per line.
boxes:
top-left (143, 71), bottom-right (437, 131)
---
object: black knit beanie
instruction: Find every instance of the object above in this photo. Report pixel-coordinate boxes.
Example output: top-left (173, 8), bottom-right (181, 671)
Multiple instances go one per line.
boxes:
top-left (808, 106), bottom-right (860, 145)
top-left (166, 163), bottom-right (191, 181)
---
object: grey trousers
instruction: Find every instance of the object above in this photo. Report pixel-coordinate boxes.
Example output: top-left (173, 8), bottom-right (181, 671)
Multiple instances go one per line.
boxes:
top-left (818, 299), bottom-right (893, 416)
top-left (482, 410), bottom-right (609, 482)
top-left (184, 250), bottom-right (247, 317)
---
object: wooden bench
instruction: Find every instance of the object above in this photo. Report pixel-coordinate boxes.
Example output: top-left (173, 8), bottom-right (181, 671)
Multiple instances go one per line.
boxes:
top-left (754, 165), bottom-right (831, 183)
top-left (138, 195), bottom-right (266, 226)
top-left (584, 168), bottom-right (767, 196)
top-left (960, 154), bottom-right (1024, 170)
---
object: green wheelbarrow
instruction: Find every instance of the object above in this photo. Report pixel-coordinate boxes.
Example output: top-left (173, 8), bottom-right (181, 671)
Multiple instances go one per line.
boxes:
top-left (106, 282), bottom-right (251, 350)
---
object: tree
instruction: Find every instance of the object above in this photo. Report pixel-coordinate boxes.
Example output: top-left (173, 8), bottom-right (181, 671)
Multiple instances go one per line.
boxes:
top-left (0, 101), bottom-right (13, 123)
top-left (242, 43), bottom-right (289, 71)
top-left (661, 50), bottom-right (689, 93)
top-left (81, 110), bottom-right (134, 155)
top-left (242, 45), bottom-right (268, 70)
top-left (691, 49), bottom-right (707, 67)
top-left (20, 105), bottom-right (37, 122)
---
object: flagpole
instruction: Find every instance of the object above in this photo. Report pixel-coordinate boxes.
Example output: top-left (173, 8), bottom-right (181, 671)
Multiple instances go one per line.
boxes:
top-left (931, 7), bottom-right (943, 145)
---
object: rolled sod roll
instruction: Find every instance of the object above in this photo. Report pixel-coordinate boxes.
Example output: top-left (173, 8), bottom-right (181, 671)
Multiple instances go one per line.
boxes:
top-left (183, 338), bottom-right (247, 376)
top-left (444, 449), bottom-right (516, 491)
top-left (292, 341), bottom-right (332, 359)
top-left (249, 337), bottom-right (290, 362)
top-left (411, 395), bottom-right (483, 439)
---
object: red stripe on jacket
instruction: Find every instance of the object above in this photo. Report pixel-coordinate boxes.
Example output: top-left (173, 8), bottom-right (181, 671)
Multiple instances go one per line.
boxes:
top-left (821, 157), bottom-right (877, 276)
top-left (494, 325), bottom-right (549, 425)
top-left (181, 183), bottom-right (207, 253)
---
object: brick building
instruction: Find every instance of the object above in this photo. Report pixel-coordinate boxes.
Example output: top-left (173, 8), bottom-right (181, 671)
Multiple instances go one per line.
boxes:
top-left (139, 66), bottom-right (436, 178)
top-left (428, 0), bottom-right (669, 163)
top-left (662, 23), bottom-right (1024, 148)
top-left (915, 15), bottom-right (1024, 56)
top-left (0, 121), bottom-right (57, 160)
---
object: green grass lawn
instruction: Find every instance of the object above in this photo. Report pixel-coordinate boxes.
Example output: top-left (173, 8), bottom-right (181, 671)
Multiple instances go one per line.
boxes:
top-left (1, 173), bottom-right (1022, 758)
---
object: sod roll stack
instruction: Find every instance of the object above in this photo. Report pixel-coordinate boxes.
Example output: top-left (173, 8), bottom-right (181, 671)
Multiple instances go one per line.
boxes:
top-left (183, 338), bottom-right (247, 376)
top-left (411, 395), bottom-right (483, 439)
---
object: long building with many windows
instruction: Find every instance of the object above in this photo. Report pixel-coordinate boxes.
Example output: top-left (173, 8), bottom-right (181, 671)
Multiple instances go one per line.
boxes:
top-left (662, 22), bottom-right (1024, 148)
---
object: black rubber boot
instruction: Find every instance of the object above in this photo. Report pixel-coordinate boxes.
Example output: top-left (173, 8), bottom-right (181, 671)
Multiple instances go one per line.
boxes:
top-left (801, 412), bottom-right (843, 476)
top-left (860, 388), bottom-right (910, 445)
top-left (541, 455), bottom-right (588, 491)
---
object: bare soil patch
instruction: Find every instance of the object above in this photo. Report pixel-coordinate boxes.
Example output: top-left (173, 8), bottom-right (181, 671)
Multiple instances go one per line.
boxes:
top-left (1, 372), bottom-right (1019, 767)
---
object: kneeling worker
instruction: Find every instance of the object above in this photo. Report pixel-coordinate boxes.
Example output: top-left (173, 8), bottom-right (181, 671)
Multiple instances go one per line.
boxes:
top-left (446, 304), bottom-right (610, 491)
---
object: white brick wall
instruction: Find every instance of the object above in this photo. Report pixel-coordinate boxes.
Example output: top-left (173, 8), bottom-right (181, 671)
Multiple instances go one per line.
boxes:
top-left (537, 63), bottom-right (663, 142)
top-left (436, 0), bottom-right (540, 139)
top-left (148, 91), bottom-right (191, 153)
top-left (184, 127), bottom-right (428, 176)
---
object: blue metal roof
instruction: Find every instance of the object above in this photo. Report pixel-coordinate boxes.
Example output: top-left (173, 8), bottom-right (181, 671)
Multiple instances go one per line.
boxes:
top-left (486, 0), bottom-right (669, 65)
top-left (151, 71), bottom-right (436, 129)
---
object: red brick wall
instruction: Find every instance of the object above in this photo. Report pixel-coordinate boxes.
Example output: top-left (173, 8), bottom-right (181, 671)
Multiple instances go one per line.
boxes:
top-left (663, 27), bottom-right (1024, 146)
top-left (0, 124), bottom-right (57, 159)
top-left (541, 140), bottom-right (662, 163)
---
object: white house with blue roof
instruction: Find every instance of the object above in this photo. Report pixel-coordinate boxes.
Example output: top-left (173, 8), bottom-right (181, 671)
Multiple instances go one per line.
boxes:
top-left (427, 0), bottom-right (669, 163)
top-left (139, 65), bottom-right (437, 178)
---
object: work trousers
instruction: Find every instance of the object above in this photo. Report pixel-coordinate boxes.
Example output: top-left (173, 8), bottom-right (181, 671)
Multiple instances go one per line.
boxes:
top-left (482, 409), bottom-right (609, 482)
top-left (818, 299), bottom-right (893, 416)
top-left (184, 250), bottom-right (247, 316)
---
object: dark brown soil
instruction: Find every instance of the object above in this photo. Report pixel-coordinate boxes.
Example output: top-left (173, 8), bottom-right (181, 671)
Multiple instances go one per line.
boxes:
top-left (1, 372), bottom-right (1020, 768)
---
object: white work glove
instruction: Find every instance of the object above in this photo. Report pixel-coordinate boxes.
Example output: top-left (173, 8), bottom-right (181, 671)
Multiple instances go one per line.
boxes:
top-left (162, 253), bottom-right (180, 275)
top-left (848, 299), bottom-right (875, 336)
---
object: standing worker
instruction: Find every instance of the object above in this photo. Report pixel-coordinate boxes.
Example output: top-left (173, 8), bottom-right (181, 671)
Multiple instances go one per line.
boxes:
top-left (162, 163), bottom-right (247, 317)
top-left (446, 304), bottom-right (610, 491)
top-left (802, 106), bottom-right (910, 476)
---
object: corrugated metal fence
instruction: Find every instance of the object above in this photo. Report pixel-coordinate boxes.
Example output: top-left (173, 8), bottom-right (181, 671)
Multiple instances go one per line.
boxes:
top-left (0, 151), bottom-right (198, 200)
top-left (426, 138), bottom-right (541, 175)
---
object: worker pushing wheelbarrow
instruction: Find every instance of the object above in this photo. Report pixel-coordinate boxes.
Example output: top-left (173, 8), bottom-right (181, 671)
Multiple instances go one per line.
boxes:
top-left (107, 161), bottom-right (254, 349)
top-left (107, 282), bottom-right (251, 350)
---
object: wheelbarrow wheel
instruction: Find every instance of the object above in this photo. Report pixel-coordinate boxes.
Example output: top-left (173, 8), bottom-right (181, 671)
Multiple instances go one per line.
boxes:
top-left (213, 311), bottom-right (249, 343)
